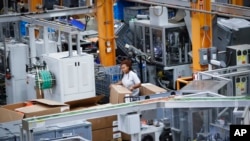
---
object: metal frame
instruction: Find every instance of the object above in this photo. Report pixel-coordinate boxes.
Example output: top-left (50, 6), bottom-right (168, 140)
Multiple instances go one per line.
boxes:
top-left (134, 20), bottom-right (188, 66)
top-left (0, 6), bottom-right (94, 23)
top-left (198, 65), bottom-right (250, 96)
top-left (126, 0), bottom-right (250, 20)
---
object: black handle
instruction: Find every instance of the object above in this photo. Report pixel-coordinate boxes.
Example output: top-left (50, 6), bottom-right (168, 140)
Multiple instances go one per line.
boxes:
top-left (78, 62), bottom-right (80, 66)
top-left (75, 62), bottom-right (77, 66)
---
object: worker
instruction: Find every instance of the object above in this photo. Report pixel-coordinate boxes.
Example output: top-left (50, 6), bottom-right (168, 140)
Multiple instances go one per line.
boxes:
top-left (111, 59), bottom-right (141, 97)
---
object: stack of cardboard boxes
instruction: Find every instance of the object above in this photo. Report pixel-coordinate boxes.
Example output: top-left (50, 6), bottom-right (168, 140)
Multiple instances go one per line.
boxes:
top-left (65, 96), bottom-right (122, 141)
top-left (89, 116), bottom-right (122, 141)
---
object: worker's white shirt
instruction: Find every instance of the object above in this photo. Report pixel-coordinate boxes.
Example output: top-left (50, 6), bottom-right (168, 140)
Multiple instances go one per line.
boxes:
top-left (122, 71), bottom-right (141, 96)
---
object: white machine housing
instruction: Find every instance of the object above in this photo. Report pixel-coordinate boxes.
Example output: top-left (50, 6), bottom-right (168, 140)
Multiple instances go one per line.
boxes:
top-left (234, 75), bottom-right (248, 96)
top-left (149, 6), bottom-right (168, 26)
top-left (140, 125), bottom-right (164, 141)
top-left (227, 44), bottom-right (250, 66)
top-left (35, 39), bottom-right (58, 57)
top-left (26, 73), bottom-right (36, 100)
top-left (42, 51), bottom-right (95, 102)
top-left (2, 43), bottom-right (29, 104)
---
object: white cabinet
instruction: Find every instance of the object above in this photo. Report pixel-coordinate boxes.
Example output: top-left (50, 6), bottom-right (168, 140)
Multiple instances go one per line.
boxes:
top-left (3, 43), bottom-right (28, 104)
top-left (43, 51), bottom-right (95, 102)
top-left (62, 58), bottom-right (78, 95)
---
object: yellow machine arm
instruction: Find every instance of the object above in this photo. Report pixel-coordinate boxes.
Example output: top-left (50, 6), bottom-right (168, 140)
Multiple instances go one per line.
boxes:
top-left (191, 0), bottom-right (212, 72)
top-left (232, 0), bottom-right (243, 5)
top-left (96, 0), bottom-right (116, 66)
top-left (28, 0), bottom-right (43, 12)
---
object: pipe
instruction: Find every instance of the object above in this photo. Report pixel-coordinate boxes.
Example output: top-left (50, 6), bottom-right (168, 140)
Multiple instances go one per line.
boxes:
top-left (76, 32), bottom-right (81, 55)
top-left (217, 107), bottom-right (229, 118)
top-left (68, 33), bottom-right (73, 57)
top-left (28, 25), bottom-right (37, 65)
top-left (43, 26), bottom-right (49, 55)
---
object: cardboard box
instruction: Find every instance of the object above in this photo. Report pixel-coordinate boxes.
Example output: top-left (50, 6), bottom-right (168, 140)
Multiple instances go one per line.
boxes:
top-left (2, 99), bottom-right (69, 118)
top-left (0, 108), bottom-right (23, 123)
top-left (92, 127), bottom-right (121, 141)
top-left (65, 95), bottom-right (104, 111)
top-left (140, 83), bottom-right (167, 96)
top-left (122, 132), bottom-right (131, 141)
top-left (110, 85), bottom-right (132, 104)
top-left (88, 115), bottom-right (117, 130)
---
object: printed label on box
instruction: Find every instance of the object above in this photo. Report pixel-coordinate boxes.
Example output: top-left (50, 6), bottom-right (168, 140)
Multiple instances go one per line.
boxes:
top-left (113, 127), bottom-right (119, 132)
top-left (113, 120), bottom-right (118, 126)
top-left (113, 132), bottom-right (121, 139)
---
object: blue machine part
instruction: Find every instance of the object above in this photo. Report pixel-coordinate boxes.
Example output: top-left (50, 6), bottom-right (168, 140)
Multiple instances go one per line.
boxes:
top-left (113, 0), bottom-right (134, 20)
top-left (70, 19), bottom-right (85, 30)
top-left (20, 21), bottom-right (28, 36)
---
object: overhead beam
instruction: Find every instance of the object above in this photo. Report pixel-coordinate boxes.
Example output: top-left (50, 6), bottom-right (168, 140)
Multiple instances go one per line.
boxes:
top-left (0, 6), bottom-right (94, 23)
top-left (211, 2), bottom-right (250, 17)
top-left (21, 17), bottom-right (78, 33)
top-left (126, 0), bottom-right (250, 19)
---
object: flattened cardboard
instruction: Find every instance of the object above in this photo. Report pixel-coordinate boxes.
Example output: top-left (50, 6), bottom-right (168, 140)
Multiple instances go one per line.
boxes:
top-left (140, 83), bottom-right (167, 96)
top-left (15, 99), bottom-right (69, 118)
top-left (0, 108), bottom-right (24, 123)
top-left (2, 103), bottom-right (26, 111)
top-left (31, 99), bottom-right (68, 106)
top-left (2, 99), bottom-right (69, 118)
top-left (110, 85), bottom-right (132, 104)
top-left (65, 95), bottom-right (104, 111)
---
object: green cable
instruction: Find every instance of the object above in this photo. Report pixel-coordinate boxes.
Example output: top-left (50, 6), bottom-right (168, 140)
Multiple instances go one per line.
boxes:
top-left (35, 70), bottom-right (54, 90)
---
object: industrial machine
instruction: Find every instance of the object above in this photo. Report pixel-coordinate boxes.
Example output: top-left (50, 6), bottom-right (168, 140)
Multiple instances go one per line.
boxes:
top-left (0, 42), bottom-right (29, 104)
top-left (42, 51), bottom-right (95, 102)
top-left (180, 80), bottom-right (229, 95)
top-left (213, 18), bottom-right (250, 63)
top-left (134, 20), bottom-right (191, 67)
top-left (133, 20), bottom-right (192, 89)
top-left (198, 64), bottom-right (250, 96)
top-left (63, 0), bottom-right (87, 7)
top-left (29, 120), bottom-right (92, 141)
top-left (226, 44), bottom-right (250, 66)
top-left (0, 120), bottom-right (21, 141)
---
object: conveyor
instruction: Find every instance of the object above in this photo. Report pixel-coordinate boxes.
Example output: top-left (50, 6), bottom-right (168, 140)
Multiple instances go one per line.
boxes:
top-left (21, 92), bottom-right (250, 141)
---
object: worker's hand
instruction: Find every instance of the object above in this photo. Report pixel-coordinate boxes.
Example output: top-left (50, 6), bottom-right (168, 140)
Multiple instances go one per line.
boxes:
top-left (129, 86), bottom-right (134, 91)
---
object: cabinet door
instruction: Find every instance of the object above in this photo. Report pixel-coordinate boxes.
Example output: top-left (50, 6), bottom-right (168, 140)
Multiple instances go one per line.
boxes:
top-left (62, 58), bottom-right (78, 95)
top-left (78, 57), bottom-right (94, 93)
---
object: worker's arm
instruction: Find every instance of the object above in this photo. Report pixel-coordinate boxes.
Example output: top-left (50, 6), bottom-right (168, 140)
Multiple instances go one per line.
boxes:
top-left (129, 72), bottom-right (141, 91)
top-left (130, 83), bottom-right (141, 91)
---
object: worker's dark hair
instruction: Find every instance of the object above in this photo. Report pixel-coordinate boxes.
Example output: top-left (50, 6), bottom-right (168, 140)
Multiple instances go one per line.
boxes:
top-left (120, 59), bottom-right (133, 71)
